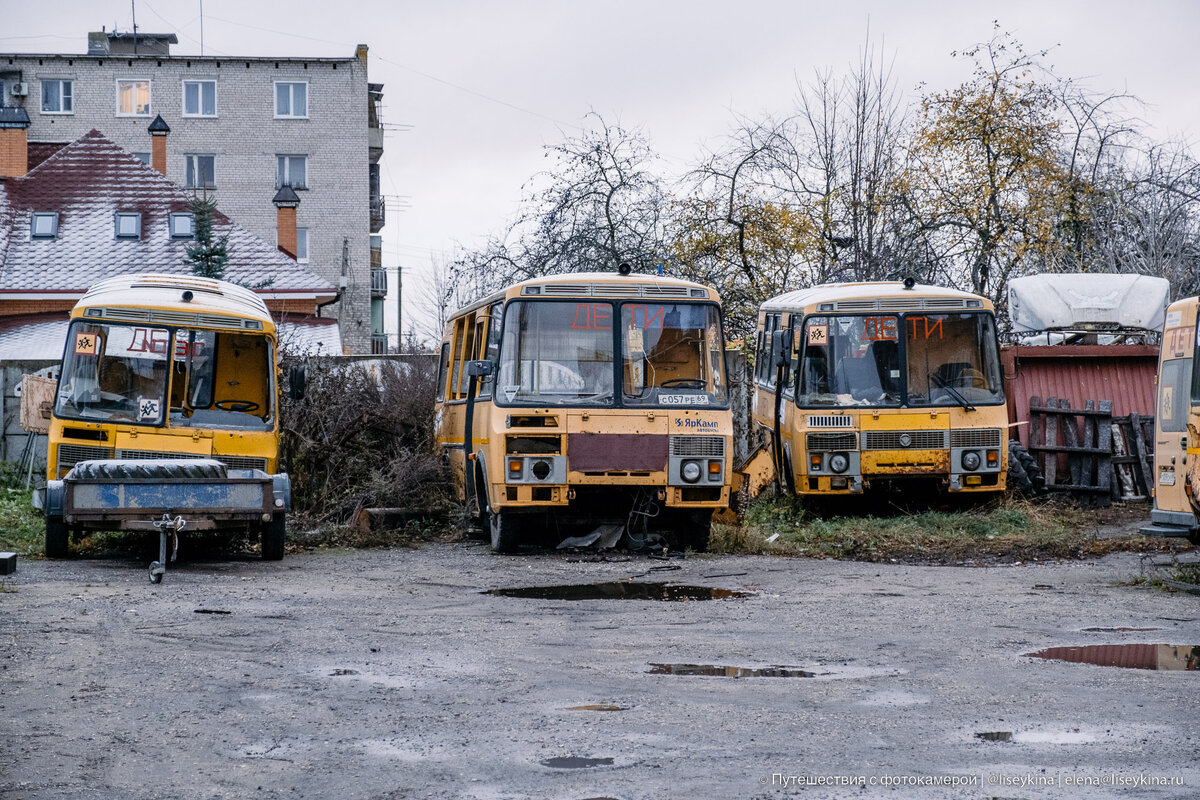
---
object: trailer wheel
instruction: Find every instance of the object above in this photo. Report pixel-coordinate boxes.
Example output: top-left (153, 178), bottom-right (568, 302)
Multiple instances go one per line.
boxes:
top-left (489, 511), bottom-right (520, 554)
top-left (680, 509), bottom-right (712, 553)
top-left (45, 515), bottom-right (69, 559)
top-left (1008, 440), bottom-right (1045, 496)
top-left (262, 514), bottom-right (286, 561)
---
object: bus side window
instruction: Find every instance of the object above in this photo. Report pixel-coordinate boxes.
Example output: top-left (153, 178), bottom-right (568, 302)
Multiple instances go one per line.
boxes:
top-left (478, 303), bottom-right (502, 400)
top-left (450, 316), bottom-right (478, 400)
top-left (435, 341), bottom-right (450, 402)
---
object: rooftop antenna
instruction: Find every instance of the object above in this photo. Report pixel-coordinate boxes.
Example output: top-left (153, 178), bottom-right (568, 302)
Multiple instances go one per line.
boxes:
top-left (130, 0), bottom-right (138, 55)
top-left (200, 0), bottom-right (205, 56)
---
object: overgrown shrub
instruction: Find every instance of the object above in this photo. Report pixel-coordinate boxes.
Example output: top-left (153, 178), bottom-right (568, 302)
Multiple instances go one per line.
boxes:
top-left (279, 354), bottom-right (451, 526)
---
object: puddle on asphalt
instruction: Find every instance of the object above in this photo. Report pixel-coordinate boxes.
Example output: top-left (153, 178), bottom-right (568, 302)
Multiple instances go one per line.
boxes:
top-left (976, 729), bottom-right (1097, 744)
top-left (540, 756), bottom-right (614, 769)
top-left (1080, 626), bottom-right (1161, 632)
top-left (1025, 644), bottom-right (1200, 670)
top-left (486, 582), bottom-right (748, 601)
top-left (647, 663), bottom-right (816, 678)
top-left (566, 704), bottom-right (626, 711)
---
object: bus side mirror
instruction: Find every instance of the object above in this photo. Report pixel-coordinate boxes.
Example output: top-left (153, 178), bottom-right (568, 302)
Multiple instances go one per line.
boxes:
top-left (466, 360), bottom-right (496, 378)
top-left (288, 364), bottom-right (307, 401)
top-left (771, 329), bottom-right (794, 368)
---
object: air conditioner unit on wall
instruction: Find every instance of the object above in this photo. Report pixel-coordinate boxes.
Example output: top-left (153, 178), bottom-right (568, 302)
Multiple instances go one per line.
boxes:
top-left (10, 82), bottom-right (28, 96)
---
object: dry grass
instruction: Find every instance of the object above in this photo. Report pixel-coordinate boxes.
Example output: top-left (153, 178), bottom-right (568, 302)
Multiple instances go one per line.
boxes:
top-left (711, 494), bottom-right (1193, 564)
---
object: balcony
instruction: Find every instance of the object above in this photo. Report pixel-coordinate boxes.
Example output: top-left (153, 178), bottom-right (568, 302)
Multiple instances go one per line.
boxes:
top-left (371, 267), bottom-right (387, 299)
top-left (370, 196), bottom-right (385, 233)
top-left (371, 333), bottom-right (389, 355)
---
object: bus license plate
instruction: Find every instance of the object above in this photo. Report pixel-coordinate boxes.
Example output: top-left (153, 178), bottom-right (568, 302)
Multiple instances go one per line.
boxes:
top-left (1160, 470), bottom-right (1176, 486)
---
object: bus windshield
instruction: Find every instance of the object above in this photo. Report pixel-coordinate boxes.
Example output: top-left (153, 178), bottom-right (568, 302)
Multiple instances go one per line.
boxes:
top-left (496, 300), bottom-right (727, 407)
top-left (54, 321), bottom-right (274, 430)
top-left (796, 313), bottom-right (1003, 408)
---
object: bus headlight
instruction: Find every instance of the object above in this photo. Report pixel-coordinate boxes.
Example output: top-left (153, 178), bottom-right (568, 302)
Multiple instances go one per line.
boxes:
top-left (681, 460), bottom-right (702, 483)
top-left (828, 453), bottom-right (849, 474)
top-left (962, 451), bottom-right (981, 471)
top-left (531, 459), bottom-right (552, 481)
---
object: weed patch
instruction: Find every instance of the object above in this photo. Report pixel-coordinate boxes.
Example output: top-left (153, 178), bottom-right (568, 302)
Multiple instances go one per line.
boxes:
top-left (716, 494), bottom-right (1191, 564)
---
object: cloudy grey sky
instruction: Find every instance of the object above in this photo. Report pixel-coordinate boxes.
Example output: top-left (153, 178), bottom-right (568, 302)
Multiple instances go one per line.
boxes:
top-left (6, 1), bottom-right (1200, 340)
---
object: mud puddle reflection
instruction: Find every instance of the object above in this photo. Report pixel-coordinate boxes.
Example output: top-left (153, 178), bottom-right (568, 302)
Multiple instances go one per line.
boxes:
top-left (1025, 643), bottom-right (1199, 670)
top-left (487, 582), bottom-right (747, 601)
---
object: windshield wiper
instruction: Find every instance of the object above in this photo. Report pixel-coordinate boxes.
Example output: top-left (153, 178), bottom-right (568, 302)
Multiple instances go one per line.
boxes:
top-left (930, 373), bottom-right (975, 412)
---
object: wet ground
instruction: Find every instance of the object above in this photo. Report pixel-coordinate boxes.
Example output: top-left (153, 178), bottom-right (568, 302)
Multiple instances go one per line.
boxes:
top-left (1, 543), bottom-right (1198, 799)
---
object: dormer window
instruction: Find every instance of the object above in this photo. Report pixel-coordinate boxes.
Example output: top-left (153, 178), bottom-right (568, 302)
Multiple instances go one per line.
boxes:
top-left (170, 213), bottom-right (196, 239)
top-left (31, 212), bottom-right (59, 239)
top-left (115, 213), bottom-right (142, 239)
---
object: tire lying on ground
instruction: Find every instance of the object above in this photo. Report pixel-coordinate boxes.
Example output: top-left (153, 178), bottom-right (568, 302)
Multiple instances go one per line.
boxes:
top-left (1008, 440), bottom-right (1045, 496)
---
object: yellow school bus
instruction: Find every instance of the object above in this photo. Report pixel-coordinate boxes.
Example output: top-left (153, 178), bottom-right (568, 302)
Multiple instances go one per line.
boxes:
top-left (36, 274), bottom-right (295, 575)
top-left (1144, 296), bottom-right (1200, 540)
top-left (434, 272), bottom-right (733, 552)
top-left (751, 280), bottom-right (1008, 500)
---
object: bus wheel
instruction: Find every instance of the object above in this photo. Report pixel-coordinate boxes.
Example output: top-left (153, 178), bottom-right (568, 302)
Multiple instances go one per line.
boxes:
top-left (262, 514), bottom-right (286, 561)
top-left (489, 511), bottom-right (520, 554)
top-left (45, 515), bottom-right (69, 559)
top-left (681, 509), bottom-right (713, 553)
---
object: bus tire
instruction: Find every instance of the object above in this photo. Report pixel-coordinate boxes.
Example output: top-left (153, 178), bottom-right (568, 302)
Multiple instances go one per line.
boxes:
top-left (262, 514), bottom-right (286, 561)
top-left (45, 515), bottom-right (69, 559)
top-left (489, 511), bottom-right (520, 554)
top-left (1008, 440), bottom-right (1044, 496)
top-left (681, 509), bottom-right (712, 553)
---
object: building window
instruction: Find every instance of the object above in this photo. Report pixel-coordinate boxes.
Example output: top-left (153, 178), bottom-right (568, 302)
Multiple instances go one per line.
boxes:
top-left (41, 80), bottom-right (73, 114)
top-left (296, 228), bottom-right (309, 262)
top-left (132, 152), bottom-right (151, 165)
top-left (182, 80), bottom-right (216, 116)
top-left (274, 81), bottom-right (307, 118)
top-left (114, 213), bottom-right (142, 239)
top-left (116, 79), bottom-right (151, 116)
top-left (31, 212), bottom-right (59, 239)
top-left (170, 213), bottom-right (196, 239)
top-left (185, 155), bottom-right (216, 189)
top-left (276, 154), bottom-right (307, 189)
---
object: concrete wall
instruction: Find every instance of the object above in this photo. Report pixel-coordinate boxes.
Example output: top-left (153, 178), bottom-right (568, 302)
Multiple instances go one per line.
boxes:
top-left (1, 51), bottom-right (373, 352)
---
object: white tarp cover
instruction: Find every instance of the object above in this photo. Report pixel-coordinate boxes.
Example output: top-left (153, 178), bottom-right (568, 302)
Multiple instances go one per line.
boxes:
top-left (1007, 273), bottom-right (1170, 333)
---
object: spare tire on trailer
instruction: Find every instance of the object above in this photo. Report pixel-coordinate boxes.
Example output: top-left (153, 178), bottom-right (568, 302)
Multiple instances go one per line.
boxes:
top-left (1008, 440), bottom-right (1045, 496)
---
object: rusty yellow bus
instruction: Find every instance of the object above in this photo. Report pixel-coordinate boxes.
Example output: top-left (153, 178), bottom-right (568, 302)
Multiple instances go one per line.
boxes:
top-left (35, 274), bottom-right (295, 580)
top-left (434, 272), bottom-right (733, 552)
top-left (751, 280), bottom-right (1008, 501)
top-left (1143, 296), bottom-right (1200, 541)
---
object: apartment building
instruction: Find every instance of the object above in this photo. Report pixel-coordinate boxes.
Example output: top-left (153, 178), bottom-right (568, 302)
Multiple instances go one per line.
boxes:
top-left (0, 30), bottom-right (387, 353)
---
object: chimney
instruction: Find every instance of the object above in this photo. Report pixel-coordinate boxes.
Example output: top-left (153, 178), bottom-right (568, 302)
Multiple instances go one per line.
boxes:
top-left (0, 108), bottom-right (31, 178)
top-left (148, 114), bottom-right (170, 176)
top-left (273, 186), bottom-right (300, 259)
top-left (355, 44), bottom-right (369, 68)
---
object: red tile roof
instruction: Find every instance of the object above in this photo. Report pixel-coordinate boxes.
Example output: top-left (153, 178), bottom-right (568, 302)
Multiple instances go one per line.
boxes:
top-left (0, 130), bottom-right (335, 300)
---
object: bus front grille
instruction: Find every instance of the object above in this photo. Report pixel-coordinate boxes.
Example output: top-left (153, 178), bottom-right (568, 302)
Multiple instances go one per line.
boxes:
top-left (806, 432), bottom-right (858, 451)
top-left (669, 436), bottom-right (724, 457)
top-left (949, 428), bottom-right (1003, 448)
top-left (117, 450), bottom-right (268, 471)
top-left (863, 431), bottom-right (948, 450)
top-left (58, 444), bottom-right (113, 468)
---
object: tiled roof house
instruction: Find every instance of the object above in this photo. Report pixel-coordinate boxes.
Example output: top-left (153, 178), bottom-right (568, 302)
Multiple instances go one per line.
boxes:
top-left (0, 119), bottom-right (343, 357)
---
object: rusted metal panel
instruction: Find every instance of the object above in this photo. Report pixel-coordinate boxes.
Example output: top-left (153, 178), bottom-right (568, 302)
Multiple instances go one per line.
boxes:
top-left (1002, 345), bottom-right (1158, 447)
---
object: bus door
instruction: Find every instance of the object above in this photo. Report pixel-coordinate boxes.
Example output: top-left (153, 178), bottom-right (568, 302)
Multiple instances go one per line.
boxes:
top-left (1153, 304), bottom-right (1197, 516)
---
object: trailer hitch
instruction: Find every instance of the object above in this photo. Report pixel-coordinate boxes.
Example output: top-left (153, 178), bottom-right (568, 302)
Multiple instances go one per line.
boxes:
top-left (149, 514), bottom-right (186, 584)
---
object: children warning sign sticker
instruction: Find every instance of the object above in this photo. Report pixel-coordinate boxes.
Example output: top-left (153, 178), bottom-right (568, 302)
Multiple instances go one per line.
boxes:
top-left (74, 332), bottom-right (99, 356)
